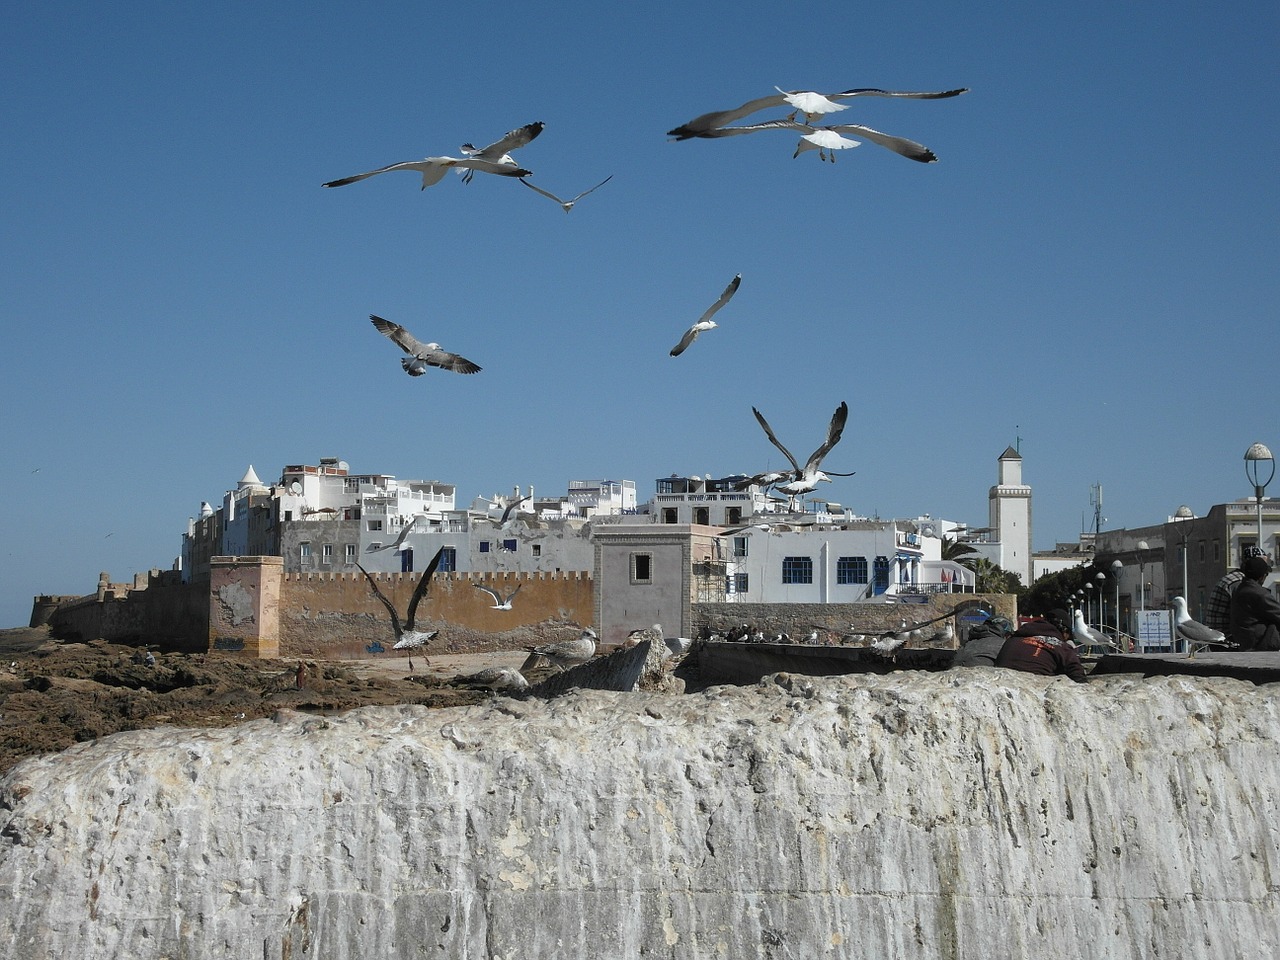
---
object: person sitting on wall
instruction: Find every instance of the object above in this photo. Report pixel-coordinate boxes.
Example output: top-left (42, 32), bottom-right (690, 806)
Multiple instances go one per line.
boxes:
top-left (950, 616), bottom-right (1014, 669)
top-left (994, 609), bottom-right (1088, 683)
top-left (1228, 555), bottom-right (1280, 651)
top-left (1204, 545), bottom-right (1270, 641)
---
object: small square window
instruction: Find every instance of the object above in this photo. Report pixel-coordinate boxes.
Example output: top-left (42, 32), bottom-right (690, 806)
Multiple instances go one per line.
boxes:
top-left (503, 539), bottom-right (518, 552)
top-left (631, 553), bottom-right (653, 584)
top-left (532, 544), bottom-right (542, 557)
top-left (479, 541), bottom-right (491, 553)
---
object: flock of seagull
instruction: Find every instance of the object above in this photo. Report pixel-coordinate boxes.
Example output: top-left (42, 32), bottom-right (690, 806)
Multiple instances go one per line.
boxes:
top-left (332, 83), bottom-right (968, 676)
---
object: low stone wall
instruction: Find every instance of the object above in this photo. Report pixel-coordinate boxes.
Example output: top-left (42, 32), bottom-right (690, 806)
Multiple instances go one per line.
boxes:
top-left (692, 594), bottom-right (1015, 643)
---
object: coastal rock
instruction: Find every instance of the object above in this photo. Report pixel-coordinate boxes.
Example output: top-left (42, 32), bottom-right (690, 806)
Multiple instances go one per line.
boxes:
top-left (1, 670), bottom-right (1278, 958)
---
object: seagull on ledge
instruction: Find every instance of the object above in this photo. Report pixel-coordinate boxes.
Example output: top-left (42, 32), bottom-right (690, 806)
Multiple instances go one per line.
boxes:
top-left (1171, 596), bottom-right (1230, 658)
top-left (355, 546), bottom-right (444, 672)
top-left (670, 274), bottom-right (741, 356)
top-left (524, 628), bottom-right (597, 671)
top-left (370, 315), bottom-right (481, 376)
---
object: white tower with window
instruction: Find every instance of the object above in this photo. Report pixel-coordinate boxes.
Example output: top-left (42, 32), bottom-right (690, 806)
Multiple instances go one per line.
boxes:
top-left (989, 446), bottom-right (1032, 586)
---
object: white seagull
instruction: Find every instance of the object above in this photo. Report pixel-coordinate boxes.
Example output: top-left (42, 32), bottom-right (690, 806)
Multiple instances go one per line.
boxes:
top-left (370, 315), bottom-right (481, 376)
top-left (751, 401), bottom-right (855, 495)
top-left (1071, 608), bottom-right (1116, 651)
top-left (323, 122), bottom-right (542, 190)
top-left (519, 174), bottom-right (612, 212)
top-left (525, 628), bottom-right (598, 672)
top-left (474, 582), bottom-right (522, 610)
top-left (355, 546), bottom-right (444, 672)
top-left (457, 121), bottom-right (544, 183)
top-left (672, 117), bottom-right (943, 163)
top-left (667, 86), bottom-right (969, 139)
top-left (372, 515), bottom-right (420, 552)
top-left (1171, 596), bottom-right (1229, 659)
top-left (670, 274), bottom-right (742, 357)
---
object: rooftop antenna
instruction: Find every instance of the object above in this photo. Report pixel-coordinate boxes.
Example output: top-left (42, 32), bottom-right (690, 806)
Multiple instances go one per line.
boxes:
top-left (1090, 482), bottom-right (1106, 534)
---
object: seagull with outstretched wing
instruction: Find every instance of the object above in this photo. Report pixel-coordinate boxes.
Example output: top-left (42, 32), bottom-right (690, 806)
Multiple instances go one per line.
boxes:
top-left (458, 121), bottom-right (544, 182)
top-left (355, 545), bottom-right (444, 672)
top-left (751, 401), bottom-right (855, 495)
top-left (372, 515), bottom-right (420, 552)
top-left (475, 582), bottom-right (522, 610)
top-left (370, 315), bottom-right (481, 376)
top-left (685, 117), bottom-right (943, 163)
top-left (519, 174), bottom-right (612, 212)
top-left (667, 86), bottom-right (968, 139)
top-left (670, 274), bottom-right (741, 356)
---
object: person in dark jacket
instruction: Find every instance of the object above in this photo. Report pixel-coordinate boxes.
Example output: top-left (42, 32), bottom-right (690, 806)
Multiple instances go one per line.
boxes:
top-left (1228, 555), bottom-right (1280, 651)
top-left (950, 616), bottom-right (1014, 668)
top-left (994, 609), bottom-right (1088, 683)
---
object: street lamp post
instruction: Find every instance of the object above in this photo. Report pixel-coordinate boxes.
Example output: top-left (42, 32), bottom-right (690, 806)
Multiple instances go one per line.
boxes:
top-left (1111, 558), bottom-right (1123, 641)
top-left (1174, 505), bottom-right (1194, 601)
top-left (1244, 443), bottom-right (1275, 553)
top-left (1084, 582), bottom-right (1094, 627)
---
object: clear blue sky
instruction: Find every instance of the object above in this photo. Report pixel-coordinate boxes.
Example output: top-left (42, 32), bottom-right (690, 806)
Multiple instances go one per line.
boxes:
top-left (3, 1), bottom-right (1277, 627)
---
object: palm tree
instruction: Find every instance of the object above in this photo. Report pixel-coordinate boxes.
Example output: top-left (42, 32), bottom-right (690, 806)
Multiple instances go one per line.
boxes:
top-left (941, 535), bottom-right (979, 564)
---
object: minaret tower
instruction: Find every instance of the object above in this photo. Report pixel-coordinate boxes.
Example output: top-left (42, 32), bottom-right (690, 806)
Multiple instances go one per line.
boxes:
top-left (989, 446), bottom-right (1032, 586)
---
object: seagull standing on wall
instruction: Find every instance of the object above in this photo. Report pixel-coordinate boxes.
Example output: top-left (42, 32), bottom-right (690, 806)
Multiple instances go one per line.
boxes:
top-left (1171, 596), bottom-right (1230, 659)
top-left (524, 628), bottom-right (598, 671)
top-left (355, 546), bottom-right (444, 672)
top-left (370, 315), bottom-right (481, 376)
top-left (670, 274), bottom-right (741, 356)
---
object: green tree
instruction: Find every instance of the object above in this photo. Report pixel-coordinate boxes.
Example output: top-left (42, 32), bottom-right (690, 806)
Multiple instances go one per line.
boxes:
top-left (967, 556), bottom-right (1023, 595)
top-left (941, 535), bottom-right (979, 563)
top-left (1022, 564), bottom-right (1092, 618)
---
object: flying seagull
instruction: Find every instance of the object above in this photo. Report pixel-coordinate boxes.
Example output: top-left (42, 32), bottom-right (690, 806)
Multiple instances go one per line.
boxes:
top-left (370, 315), bottom-right (481, 376)
top-left (751, 401), bottom-right (855, 495)
top-left (686, 117), bottom-right (943, 163)
top-left (667, 86), bottom-right (968, 140)
top-left (372, 515), bottom-right (420, 552)
top-left (323, 121), bottom-right (542, 190)
top-left (670, 274), bottom-right (742, 356)
top-left (457, 121), bottom-right (544, 183)
top-left (518, 174), bottom-right (612, 212)
top-left (524, 628), bottom-right (598, 672)
top-left (474, 582), bottom-right (522, 610)
top-left (355, 545), bottom-right (444, 672)
top-left (1171, 596), bottom-right (1231, 659)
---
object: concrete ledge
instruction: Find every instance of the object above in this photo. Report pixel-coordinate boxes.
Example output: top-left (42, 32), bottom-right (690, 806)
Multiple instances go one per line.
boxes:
top-left (698, 641), bottom-right (953, 686)
top-left (1090, 651), bottom-right (1280, 684)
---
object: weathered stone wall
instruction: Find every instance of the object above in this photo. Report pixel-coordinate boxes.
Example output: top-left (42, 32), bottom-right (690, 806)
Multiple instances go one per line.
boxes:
top-left (693, 594), bottom-right (1016, 642)
top-left (1, 671), bottom-right (1277, 959)
top-left (279, 569), bottom-right (594, 658)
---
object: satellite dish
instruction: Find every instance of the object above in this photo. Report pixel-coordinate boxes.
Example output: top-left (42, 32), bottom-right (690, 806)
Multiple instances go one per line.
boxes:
top-left (921, 523), bottom-right (937, 538)
top-left (289, 481), bottom-right (302, 495)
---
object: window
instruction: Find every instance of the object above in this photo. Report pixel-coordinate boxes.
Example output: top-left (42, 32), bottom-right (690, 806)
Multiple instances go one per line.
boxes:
top-left (345, 544), bottom-right (356, 561)
top-left (782, 556), bottom-right (813, 584)
top-left (503, 539), bottom-right (518, 552)
top-left (727, 572), bottom-right (749, 594)
top-left (367, 519), bottom-right (383, 532)
top-left (726, 507), bottom-right (742, 526)
top-left (322, 543), bottom-right (333, 560)
top-left (837, 556), bottom-right (868, 584)
top-left (663, 508), bottom-right (678, 524)
top-left (532, 544), bottom-right (542, 558)
top-left (479, 541), bottom-right (491, 553)
top-left (694, 507), bottom-right (709, 525)
top-left (438, 547), bottom-right (457, 572)
top-left (299, 541), bottom-right (312, 560)
top-left (732, 536), bottom-right (748, 558)
top-left (631, 553), bottom-right (653, 584)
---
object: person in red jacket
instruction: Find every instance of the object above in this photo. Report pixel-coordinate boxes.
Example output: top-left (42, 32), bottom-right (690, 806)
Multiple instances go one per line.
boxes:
top-left (995, 609), bottom-right (1088, 683)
